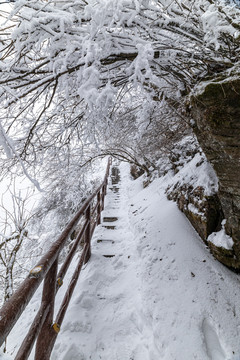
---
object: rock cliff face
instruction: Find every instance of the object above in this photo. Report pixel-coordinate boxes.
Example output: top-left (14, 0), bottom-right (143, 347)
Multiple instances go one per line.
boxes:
top-left (167, 184), bottom-right (223, 243)
top-left (190, 78), bottom-right (240, 268)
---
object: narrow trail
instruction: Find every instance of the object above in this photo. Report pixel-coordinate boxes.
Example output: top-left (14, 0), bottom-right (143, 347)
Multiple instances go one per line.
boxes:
top-left (52, 164), bottom-right (159, 360)
top-left (51, 162), bottom-right (240, 360)
top-left (3, 162), bottom-right (240, 360)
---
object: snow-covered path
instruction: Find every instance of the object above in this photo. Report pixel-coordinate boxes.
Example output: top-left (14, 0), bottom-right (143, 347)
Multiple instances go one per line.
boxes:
top-left (52, 165), bottom-right (159, 359)
top-left (51, 163), bottom-right (240, 360)
top-left (2, 162), bottom-right (240, 360)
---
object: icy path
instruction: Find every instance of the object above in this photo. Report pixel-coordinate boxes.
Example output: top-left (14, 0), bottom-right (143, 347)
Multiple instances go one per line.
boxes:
top-left (50, 162), bottom-right (240, 360)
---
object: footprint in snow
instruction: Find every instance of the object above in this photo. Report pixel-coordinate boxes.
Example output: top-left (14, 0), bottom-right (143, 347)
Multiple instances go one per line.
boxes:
top-left (202, 318), bottom-right (226, 360)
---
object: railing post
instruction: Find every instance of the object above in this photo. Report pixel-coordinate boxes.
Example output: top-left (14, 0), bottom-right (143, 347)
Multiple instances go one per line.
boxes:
top-left (34, 258), bottom-right (58, 360)
top-left (102, 185), bottom-right (105, 211)
top-left (84, 205), bottom-right (91, 264)
top-left (15, 303), bottom-right (50, 360)
top-left (0, 157), bottom-right (112, 360)
top-left (97, 191), bottom-right (101, 225)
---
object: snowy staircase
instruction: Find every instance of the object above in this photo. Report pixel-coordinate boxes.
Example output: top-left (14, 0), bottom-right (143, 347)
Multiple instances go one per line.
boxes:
top-left (46, 161), bottom-right (240, 360)
top-left (97, 165), bottom-right (120, 258)
top-left (51, 163), bottom-right (159, 359)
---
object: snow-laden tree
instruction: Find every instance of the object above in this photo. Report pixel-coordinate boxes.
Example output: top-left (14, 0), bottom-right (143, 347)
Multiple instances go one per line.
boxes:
top-left (0, 187), bottom-right (36, 304)
top-left (0, 0), bottom-right (239, 304)
top-left (94, 85), bottom-right (190, 176)
top-left (0, 0), bottom-right (239, 183)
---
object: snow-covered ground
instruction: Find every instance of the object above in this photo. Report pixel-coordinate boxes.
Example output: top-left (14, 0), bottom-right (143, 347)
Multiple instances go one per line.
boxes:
top-left (2, 162), bottom-right (240, 359)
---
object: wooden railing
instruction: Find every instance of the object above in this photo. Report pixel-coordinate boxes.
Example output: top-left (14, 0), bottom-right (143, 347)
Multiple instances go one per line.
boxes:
top-left (0, 158), bottom-right (112, 360)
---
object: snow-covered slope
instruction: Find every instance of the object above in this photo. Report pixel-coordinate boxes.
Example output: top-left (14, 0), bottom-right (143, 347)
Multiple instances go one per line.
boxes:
top-left (2, 162), bottom-right (240, 360)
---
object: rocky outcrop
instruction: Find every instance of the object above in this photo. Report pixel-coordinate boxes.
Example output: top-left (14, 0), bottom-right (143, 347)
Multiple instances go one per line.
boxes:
top-left (167, 184), bottom-right (223, 243)
top-left (190, 78), bottom-right (240, 267)
top-left (130, 164), bottom-right (144, 179)
top-left (208, 242), bottom-right (238, 269)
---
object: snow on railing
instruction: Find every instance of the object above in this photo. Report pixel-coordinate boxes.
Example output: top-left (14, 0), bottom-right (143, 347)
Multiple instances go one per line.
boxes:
top-left (0, 157), bottom-right (112, 360)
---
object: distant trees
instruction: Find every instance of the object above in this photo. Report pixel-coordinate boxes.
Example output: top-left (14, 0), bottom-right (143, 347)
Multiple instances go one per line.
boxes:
top-left (34, 158), bottom-right (106, 232)
top-left (0, 0), bottom-right (239, 182)
top-left (98, 90), bottom-right (190, 175)
top-left (0, 188), bottom-right (35, 304)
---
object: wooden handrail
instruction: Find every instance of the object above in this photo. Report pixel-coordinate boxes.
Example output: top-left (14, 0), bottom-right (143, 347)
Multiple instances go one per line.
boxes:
top-left (0, 157), bottom-right (112, 359)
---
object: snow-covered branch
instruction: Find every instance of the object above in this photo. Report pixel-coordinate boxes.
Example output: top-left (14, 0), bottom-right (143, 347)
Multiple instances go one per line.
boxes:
top-left (0, 0), bottom-right (239, 184)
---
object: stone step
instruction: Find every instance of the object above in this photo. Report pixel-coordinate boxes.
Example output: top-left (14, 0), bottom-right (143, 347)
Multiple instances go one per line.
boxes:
top-left (97, 239), bottom-right (115, 244)
top-left (111, 180), bottom-right (120, 185)
top-left (102, 225), bottom-right (116, 230)
top-left (109, 187), bottom-right (119, 193)
top-left (103, 217), bottom-right (118, 223)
